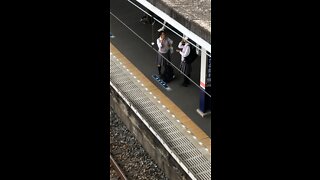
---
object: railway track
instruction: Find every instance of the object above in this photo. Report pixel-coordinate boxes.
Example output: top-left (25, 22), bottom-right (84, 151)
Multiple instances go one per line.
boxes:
top-left (110, 108), bottom-right (168, 180)
top-left (110, 154), bottom-right (128, 180)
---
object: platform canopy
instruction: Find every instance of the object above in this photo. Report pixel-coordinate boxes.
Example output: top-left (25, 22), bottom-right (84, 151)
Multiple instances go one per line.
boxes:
top-left (136, 0), bottom-right (211, 53)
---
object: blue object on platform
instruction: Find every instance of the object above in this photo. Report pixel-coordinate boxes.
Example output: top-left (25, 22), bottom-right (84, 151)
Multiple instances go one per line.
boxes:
top-left (152, 74), bottom-right (171, 91)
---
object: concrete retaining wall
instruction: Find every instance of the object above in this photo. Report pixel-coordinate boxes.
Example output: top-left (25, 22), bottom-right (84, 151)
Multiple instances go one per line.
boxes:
top-left (110, 85), bottom-right (191, 180)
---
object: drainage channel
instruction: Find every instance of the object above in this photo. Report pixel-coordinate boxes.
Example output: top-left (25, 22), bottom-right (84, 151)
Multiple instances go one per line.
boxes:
top-left (110, 53), bottom-right (211, 180)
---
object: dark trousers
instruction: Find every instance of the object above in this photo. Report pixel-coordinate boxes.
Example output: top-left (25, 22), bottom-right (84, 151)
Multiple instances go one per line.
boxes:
top-left (183, 74), bottom-right (191, 85)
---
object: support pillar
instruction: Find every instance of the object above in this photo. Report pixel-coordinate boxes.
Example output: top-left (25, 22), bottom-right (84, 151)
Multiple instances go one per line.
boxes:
top-left (197, 47), bottom-right (211, 117)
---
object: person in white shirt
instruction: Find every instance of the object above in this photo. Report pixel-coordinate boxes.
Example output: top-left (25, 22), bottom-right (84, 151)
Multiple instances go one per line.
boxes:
top-left (156, 31), bottom-right (173, 75)
top-left (176, 37), bottom-right (192, 87)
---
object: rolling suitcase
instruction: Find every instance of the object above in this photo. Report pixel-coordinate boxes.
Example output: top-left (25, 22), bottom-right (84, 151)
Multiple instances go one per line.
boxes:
top-left (161, 64), bottom-right (174, 83)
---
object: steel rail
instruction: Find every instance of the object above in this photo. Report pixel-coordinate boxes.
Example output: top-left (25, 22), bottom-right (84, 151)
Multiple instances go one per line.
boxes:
top-left (110, 154), bottom-right (128, 180)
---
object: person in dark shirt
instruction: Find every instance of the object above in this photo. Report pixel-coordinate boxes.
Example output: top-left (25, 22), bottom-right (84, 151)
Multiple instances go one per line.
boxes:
top-left (140, 10), bottom-right (155, 25)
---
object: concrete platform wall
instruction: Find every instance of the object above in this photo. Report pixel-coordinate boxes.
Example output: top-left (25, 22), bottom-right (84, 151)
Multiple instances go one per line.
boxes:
top-left (110, 86), bottom-right (191, 180)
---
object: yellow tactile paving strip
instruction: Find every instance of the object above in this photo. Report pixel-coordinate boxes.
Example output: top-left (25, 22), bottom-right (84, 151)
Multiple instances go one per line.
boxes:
top-left (110, 43), bottom-right (211, 153)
